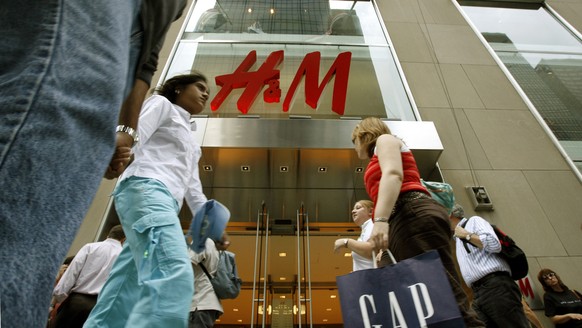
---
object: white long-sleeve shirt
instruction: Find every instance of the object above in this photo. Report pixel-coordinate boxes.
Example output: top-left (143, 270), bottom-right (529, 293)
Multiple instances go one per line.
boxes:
top-left (189, 239), bottom-right (223, 313)
top-left (120, 95), bottom-right (207, 214)
top-left (454, 216), bottom-right (511, 287)
top-left (52, 238), bottom-right (122, 302)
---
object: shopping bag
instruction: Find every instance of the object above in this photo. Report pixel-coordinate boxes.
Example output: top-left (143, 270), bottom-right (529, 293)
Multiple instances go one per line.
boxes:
top-left (336, 250), bottom-right (465, 328)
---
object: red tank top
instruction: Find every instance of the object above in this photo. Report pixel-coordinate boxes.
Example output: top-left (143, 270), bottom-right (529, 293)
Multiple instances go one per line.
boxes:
top-left (364, 149), bottom-right (428, 204)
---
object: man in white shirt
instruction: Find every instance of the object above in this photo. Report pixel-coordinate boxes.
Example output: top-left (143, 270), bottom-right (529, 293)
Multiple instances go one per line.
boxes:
top-left (51, 225), bottom-right (125, 328)
top-left (450, 204), bottom-right (529, 328)
top-left (189, 239), bottom-right (224, 328)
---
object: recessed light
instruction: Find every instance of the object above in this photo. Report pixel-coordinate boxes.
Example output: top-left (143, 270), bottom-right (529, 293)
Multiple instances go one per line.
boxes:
top-left (233, 308), bottom-right (239, 312)
top-left (279, 277), bottom-right (287, 281)
top-left (241, 165), bottom-right (250, 172)
top-left (279, 166), bottom-right (289, 172)
top-left (330, 295), bottom-right (337, 299)
top-left (203, 165), bottom-right (213, 171)
top-left (344, 253), bottom-right (352, 257)
top-left (326, 308), bottom-right (332, 311)
top-left (280, 295), bottom-right (286, 299)
top-left (355, 167), bottom-right (363, 173)
top-left (279, 252), bottom-right (287, 257)
top-left (318, 167), bottom-right (327, 173)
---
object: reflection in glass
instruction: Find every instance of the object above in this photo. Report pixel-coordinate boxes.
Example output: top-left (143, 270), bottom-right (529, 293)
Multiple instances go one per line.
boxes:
top-left (164, 0), bottom-right (416, 120)
top-left (461, 4), bottom-right (582, 165)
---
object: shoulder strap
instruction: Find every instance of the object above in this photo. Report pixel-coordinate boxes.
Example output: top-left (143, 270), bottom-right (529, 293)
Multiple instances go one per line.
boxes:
top-left (460, 218), bottom-right (475, 253)
top-left (199, 261), bottom-right (213, 280)
top-left (573, 290), bottom-right (581, 300)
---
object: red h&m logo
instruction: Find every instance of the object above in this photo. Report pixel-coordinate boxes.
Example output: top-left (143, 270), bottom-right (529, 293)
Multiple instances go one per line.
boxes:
top-left (210, 50), bottom-right (352, 115)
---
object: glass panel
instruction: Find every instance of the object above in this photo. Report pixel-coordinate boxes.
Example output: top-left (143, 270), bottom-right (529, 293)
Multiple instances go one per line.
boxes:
top-left (166, 42), bottom-right (415, 120)
top-left (462, 6), bottom-right (582, 54)
top-left (184, 0), bottom-right (388, 46)
top-left (461, 4), bottom-right (582, 172)
top-left (164, 0), bottom-right (417, 120)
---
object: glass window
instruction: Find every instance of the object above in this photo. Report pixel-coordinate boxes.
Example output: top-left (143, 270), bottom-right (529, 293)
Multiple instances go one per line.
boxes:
top-left (461, 4), bottom-right (582, 166)
top-left (164, 0), bottom-right (417, 121)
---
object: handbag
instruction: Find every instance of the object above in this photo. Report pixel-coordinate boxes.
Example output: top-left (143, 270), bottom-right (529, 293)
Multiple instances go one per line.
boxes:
top-left (336, 250), bottom-right (465, 328)
top-left (421, 179), bottom-right (455, 214)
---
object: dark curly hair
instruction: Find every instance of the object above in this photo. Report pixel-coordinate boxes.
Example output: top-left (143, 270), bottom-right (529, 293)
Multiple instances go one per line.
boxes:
top-left (155, 71), bottom-right (208, 104)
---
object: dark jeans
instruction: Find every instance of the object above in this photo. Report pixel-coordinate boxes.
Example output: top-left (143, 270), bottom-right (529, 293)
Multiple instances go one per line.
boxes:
top-left (472, 273), bottom-right (530, 328)
top-left (388, 197), bottom-right (485, 328)
top-left (188, 310), bottom-right (221, 328)
top-left (53, 293), bottom-right (98, 328)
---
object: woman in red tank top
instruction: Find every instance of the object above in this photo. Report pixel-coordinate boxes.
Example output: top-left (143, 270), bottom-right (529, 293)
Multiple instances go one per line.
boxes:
top-left (351, 117), bottom-right (484, 327)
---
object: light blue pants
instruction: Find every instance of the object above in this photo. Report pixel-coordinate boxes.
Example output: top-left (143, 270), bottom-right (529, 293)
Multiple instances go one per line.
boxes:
top-left (0, 1), bottom-right (140, 327)
top-left (84, 177), bottom-right (193, 328)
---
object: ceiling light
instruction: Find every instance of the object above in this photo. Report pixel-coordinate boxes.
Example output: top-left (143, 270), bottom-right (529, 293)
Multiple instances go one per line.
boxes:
top-left (344, 253), bottom-right (352, 257)
top-left (280, 295), bottom-right (286, 299)
top-left (318, 167), bottom-right (327, 173)
top-left (233, 308), bottom-right (239, 312)
top-left (279, 277), bottom-right (286, 281)
top-left (326, 308), bottom-right (332, 311)
top-left (279, 252), bottom-right (287, 257)
top-left (203, 165), bottom-right (213, 172)
top-left (241, 165), bottom-right (250, 172)
top-left (330, 295), bottom-right (337, 298)
top-left (279, 166), bottom-right (288, 172)
top-left (355, 167), bottom-right (363, 173)
top-left (247, 8), bottom-right (252, 13)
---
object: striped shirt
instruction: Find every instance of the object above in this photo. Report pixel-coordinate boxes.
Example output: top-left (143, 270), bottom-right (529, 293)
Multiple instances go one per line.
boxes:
top-left (455, 216), bottom-right (511, 287)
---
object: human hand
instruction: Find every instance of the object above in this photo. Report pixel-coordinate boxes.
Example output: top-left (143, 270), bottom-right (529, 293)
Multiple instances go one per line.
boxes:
top-left (216, 233), bottom-right (231, 250)
top-left (370, 221), bottom-right (389, 251)
top-left (569, 313), bottom-right (582, 320)
top-left (334, 239), bottom-right (346, 253)
top-left (104, 133), bottom-right (133, 179)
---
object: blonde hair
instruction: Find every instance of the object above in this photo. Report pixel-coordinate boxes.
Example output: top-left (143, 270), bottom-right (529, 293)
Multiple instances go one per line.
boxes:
top-left (351, 117), bottom-right (391, 158)
top-left (355, 200), bottom-right (374, 212)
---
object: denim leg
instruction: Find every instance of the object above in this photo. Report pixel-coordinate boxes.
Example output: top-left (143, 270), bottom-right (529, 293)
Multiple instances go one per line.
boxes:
top-left (0, 1), bottom-right (140, 327)
top-left (87, 177), bottom-right (193, 328)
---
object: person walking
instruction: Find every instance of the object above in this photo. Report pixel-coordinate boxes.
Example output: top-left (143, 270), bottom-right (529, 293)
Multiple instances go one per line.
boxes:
top-left (333, 200), bottom-right (375, 271)
top-left (450, 204), bottom-right (530, 327)
top-left (0, 2), bottom-right (186, 327)
top-left (51, 225), bottom-right (125, 328)
top-left (538, 268), bottom-right (582, 327)
top-left (84, 72), bottom-right (216, 328)
top-left (351, 117), bottom-right (484, 327)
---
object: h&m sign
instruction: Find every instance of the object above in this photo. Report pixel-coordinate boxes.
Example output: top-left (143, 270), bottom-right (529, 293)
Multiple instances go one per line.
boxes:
top-left (210, 50), bottom-right (352, 115)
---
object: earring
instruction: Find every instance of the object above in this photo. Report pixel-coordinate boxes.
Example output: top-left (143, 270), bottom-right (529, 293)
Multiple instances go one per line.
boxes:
top-left (175, 90), bottom-right (180, 94)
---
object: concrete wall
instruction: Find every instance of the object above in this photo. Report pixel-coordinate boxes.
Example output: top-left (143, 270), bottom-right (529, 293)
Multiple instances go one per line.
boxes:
top-left (378, 0), bottom-right (582, 326)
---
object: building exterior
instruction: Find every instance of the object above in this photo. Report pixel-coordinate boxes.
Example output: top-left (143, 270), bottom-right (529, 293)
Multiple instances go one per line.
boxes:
top-left (70, 0), bottom-right (582, 326)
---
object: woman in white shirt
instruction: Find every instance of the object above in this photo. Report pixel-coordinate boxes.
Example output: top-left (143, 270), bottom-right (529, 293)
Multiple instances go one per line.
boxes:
top-left (85, 72), bottom-right (211, 328)
top-left (334, 200), bottom-right (375, 271)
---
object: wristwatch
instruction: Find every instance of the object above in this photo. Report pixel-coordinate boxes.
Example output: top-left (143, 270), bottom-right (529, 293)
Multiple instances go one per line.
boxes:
top-left (116, 125), bottom-right (139, 147)
top-left (465, 233), bottom-right (473, 241)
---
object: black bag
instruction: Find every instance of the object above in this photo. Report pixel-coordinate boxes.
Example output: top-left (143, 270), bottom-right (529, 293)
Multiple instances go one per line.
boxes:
top-left (336, 250), bottom-right (465, 328)
top-left (460, 218), bottom-right (528, 280)
top-left (199, 250), bottom-right (242, 299)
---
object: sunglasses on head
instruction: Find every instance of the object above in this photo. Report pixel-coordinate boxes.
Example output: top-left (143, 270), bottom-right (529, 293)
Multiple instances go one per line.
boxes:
top-left (542, 272), bottom-right (556, 280)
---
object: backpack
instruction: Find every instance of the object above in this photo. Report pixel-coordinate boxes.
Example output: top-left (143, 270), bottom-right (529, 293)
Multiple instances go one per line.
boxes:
top-left (421, 179), bottom-right (455, 215)
top-left (199, 250), bottom-right (242, 299)
top-left (460, 218), bottom-right (528, 280)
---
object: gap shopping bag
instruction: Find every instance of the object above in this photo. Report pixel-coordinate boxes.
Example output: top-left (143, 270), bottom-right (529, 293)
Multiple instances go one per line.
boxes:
top-left (336, 250), bottom-right (465, 328)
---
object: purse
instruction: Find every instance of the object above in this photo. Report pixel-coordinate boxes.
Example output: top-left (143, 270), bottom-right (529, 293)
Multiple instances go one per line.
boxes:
top-left (336, 250), bottom-right (465, 328)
